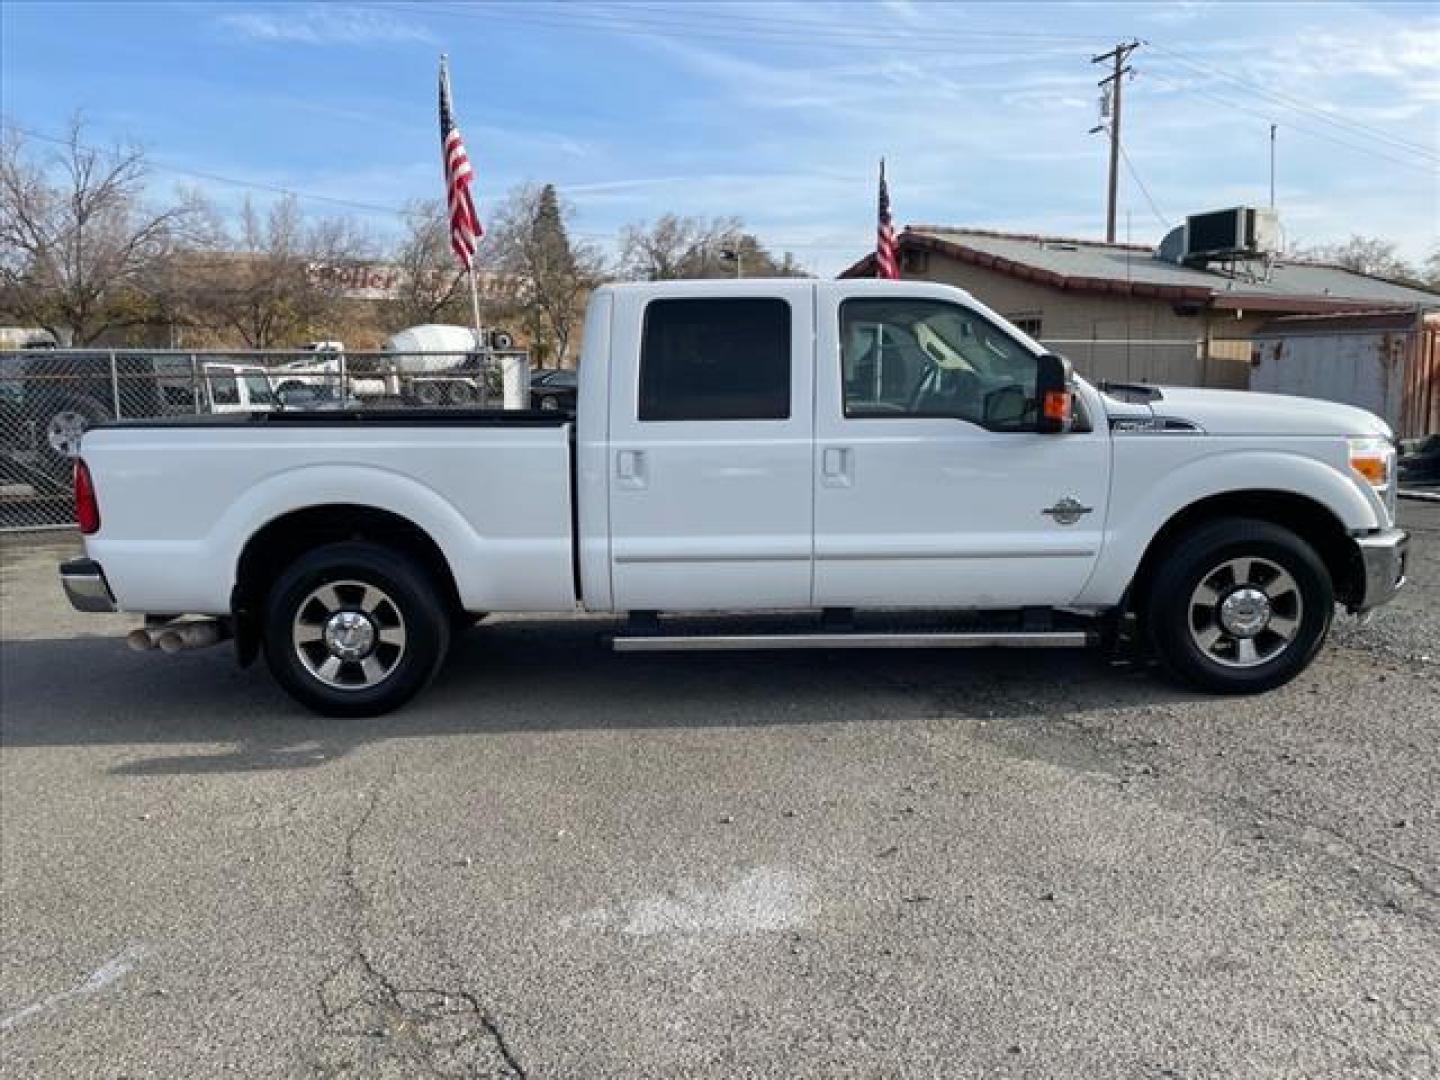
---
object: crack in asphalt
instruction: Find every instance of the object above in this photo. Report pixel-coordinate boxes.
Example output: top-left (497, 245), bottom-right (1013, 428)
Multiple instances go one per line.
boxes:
top-left (898, 667), bottom-right (1438, 922)
top-left (1011, 702), bottom-right (1440, 918)
top-left (311, 760), bottom-right (526, 1078)
top-left (1221, 793), bottom-right (1438, 908)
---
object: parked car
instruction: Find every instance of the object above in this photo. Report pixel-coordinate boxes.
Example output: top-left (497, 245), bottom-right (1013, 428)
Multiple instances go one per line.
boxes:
top-left (0, 350), bottom-right (199, 488)
top-left (62, 279), bottom-right (1407, 716)
top-left (1399, 435), bottom-right (1440, 486)
top-left (529, 368), bottom-right (577, 412)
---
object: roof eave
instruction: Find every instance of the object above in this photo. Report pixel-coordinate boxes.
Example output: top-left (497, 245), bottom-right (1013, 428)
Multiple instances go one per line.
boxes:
top-left (1209, 294), bottom-right (1420, 314)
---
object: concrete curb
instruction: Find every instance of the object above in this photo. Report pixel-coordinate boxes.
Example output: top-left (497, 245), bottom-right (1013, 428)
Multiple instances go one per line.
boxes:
top-left (1399, 489), bottom-right (1440, 503)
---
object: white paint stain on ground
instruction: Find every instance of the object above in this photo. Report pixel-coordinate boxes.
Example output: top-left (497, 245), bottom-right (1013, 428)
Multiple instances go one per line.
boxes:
top-left (567, 868), bottom-right (814, 937)
top-left (0, 946), bottom-right (142, 1033)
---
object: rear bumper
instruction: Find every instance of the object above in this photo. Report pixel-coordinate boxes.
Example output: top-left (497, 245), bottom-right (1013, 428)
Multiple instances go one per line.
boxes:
top-left (1351, 529), bottom-right (1408, 614)
top-left (60, 558), bottom-right (118, 613)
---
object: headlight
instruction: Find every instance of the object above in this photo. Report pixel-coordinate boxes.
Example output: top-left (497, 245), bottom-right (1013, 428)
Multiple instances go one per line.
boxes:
top-left (1348, 436), bottom-right (1394, 488)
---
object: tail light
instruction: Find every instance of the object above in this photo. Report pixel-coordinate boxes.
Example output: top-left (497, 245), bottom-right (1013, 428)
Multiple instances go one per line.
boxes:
top-left (74, 458), bottom-right (101, 535)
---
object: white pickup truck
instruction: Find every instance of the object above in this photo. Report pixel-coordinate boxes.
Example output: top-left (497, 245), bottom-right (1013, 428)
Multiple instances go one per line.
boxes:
top-left (61, 279), bottom-right (1408, 716)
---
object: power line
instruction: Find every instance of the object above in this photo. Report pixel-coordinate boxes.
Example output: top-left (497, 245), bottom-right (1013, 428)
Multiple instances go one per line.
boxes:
top-left (1116, 142), bottom-right (1170, 231)
top-left (384, 3), bottom-right (1438, 166)
top-left (404, 0), bottom-right (1108, 41)
top-left (1142, 39), bottom-right (1439, 163)
top-left (585, 0), bottom-right (1103, 35)
top-left (5, 122), bottom-right (415, 217)
top-left (1137, 70), bottom-right (1438, 174)
top-left (366, 1), bottom-right (1104, 55)
top-left (545, 0), bottom-right (1109, 43)
top-left (2, 122), bottom-right (872, 252)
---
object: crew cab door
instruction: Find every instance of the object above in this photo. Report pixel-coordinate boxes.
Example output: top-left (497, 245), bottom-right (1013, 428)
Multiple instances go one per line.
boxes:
top-left (812, 285), bottom-right (1110, 608)
top-left (606, 283), bottom-right (815, 610)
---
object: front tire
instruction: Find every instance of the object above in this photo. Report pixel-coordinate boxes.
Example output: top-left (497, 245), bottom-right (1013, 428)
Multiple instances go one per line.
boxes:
top-left (1146, 518), bottom-right (1333, 694)
top-left (262, 542), bottom-right (450, 717)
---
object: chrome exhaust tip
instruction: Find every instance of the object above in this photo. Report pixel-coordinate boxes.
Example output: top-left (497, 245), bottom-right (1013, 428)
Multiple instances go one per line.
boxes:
top-left (155, 619), bottom-right (230, 654)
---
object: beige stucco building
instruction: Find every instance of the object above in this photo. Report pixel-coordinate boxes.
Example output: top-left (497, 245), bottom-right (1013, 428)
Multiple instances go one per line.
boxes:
top-left (842, 227), bottom-right (1440, 389)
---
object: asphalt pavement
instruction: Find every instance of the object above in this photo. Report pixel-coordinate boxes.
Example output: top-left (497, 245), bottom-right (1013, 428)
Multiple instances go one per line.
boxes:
top-left (1, 507), bottom-right (1437, 1078)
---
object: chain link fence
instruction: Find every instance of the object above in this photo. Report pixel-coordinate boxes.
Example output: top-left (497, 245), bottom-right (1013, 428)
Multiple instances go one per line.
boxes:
top-left (0, 348), bottom-right (534, 530)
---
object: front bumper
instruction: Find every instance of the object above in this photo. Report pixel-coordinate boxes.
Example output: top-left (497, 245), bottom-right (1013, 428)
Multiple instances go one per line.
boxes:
top-left (60, 558), bottom-right (118, 613)
top-left (1351, 528), bottom-right (1408, 614)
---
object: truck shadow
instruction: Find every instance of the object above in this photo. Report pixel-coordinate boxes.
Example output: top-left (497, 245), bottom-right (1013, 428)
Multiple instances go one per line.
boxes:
top-left (0, 617), bottom-right (1205, 777)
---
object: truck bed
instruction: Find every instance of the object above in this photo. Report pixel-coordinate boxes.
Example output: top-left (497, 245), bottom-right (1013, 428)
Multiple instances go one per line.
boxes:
top-left (81, 413), bottom-right (578, 615)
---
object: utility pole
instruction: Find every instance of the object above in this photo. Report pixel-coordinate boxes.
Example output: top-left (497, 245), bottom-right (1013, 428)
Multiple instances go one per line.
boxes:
top-left (1092, 40), bottom-right (1139, 244)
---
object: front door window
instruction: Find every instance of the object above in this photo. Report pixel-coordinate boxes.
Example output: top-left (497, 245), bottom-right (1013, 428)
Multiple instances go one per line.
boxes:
top-left (840, 298), bottom-right (1041, 430)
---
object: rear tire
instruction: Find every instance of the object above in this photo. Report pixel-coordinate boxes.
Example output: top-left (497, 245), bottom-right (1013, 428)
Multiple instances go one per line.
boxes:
top-left (1146, 517), bottom-right (1332, 694)
top-left (262, 541), bottom-right (450, 717)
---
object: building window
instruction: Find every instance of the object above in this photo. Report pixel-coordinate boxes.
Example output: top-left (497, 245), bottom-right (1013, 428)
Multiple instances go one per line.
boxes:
top-left (1007, 312), bottom-right (1044, 339)
top-left (900, 249), bottom-right (929, 275)
top-left (639, 298), bottom-right (791, 421)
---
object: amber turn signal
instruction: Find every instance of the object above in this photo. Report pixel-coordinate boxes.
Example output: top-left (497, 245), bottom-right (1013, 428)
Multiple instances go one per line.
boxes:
top-left (1347, 436), bottom-right (1393, 488)
top-left (1042, 389), bottom-right (1073, 424)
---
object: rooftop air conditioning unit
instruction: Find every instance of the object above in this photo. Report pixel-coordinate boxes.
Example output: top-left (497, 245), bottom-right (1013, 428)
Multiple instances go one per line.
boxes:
top-left (1182, 207), bottom-right (1280, 262)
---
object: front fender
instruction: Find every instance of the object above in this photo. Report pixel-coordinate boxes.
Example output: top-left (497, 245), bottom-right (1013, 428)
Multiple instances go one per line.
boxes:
top-left (1076, 446), bottom-right (1380, 607)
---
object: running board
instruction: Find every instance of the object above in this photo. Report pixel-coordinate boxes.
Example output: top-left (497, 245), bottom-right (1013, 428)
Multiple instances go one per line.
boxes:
top-left (612, 630), bottom-right (1093, 653)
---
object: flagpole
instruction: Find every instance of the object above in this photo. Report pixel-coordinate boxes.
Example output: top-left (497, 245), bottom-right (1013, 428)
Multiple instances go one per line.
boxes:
top-left (466, 262), bottom-right (487, 404)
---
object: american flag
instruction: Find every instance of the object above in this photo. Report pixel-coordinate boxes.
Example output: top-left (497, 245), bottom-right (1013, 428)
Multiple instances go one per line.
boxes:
top-left (439, 56), bottom-right (482, 269)
top-left (876, 158), bottom-right (899, 280)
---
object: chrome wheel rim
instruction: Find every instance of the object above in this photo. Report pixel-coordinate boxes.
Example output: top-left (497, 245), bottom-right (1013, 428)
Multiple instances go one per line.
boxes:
top-left (1188, 556), bottom-right (1303, 668)
top-left (292, 579), bottom-right (406, 690)
top-left (46, 411), bottom-right (89, 457)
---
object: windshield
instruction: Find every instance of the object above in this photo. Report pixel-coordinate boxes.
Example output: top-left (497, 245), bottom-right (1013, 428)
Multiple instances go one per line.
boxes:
top-left (243, 372), bottom-right (275, 404)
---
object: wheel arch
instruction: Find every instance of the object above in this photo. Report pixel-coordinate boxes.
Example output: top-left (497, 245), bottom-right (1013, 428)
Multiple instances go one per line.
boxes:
top-left (1125, 489), bottom-right (1363, 617)
top-left (230, 504), bottom-right (462, 666)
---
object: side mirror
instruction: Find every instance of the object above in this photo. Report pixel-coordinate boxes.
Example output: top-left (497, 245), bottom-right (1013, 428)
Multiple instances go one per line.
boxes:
top-left (1035, 352), bottom-right (1074, 434)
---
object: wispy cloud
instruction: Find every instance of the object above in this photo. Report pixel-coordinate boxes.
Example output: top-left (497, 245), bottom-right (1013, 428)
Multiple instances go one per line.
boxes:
top-left (218, 5), bottom-right (436, 46)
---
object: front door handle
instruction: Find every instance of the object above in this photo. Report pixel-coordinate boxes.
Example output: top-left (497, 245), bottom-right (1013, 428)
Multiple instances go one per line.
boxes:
top-left (821, 447), bottom-right (853, 488)
top-left (616, 449), bottom-right (647, 489)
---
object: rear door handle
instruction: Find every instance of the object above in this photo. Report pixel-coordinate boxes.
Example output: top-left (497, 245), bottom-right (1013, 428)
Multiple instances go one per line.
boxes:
top-left (822, 447), bottom-right (853, 488)
top-left (616, 449), bottom-right (647, 489)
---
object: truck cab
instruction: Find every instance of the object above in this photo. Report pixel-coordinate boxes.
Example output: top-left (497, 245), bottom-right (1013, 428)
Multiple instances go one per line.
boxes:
top-left (577, 280), bottom-right (1107, 613)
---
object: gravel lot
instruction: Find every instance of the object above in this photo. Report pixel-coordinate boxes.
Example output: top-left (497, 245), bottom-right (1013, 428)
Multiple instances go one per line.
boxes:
top-left (2, 506), bottom-right (1437, 1079)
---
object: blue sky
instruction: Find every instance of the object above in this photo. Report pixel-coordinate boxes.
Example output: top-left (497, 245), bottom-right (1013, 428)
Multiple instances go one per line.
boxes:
top-left (3, 0), bottom-right (1436, 275)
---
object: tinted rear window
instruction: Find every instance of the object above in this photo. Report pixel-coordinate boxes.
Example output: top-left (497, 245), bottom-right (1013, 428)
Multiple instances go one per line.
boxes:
top-left (638, 298), bottom-right (791, 421)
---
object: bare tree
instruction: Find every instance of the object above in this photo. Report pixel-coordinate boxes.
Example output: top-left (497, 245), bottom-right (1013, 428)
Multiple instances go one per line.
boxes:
top-left (484, 182), bottom-right (606, 366)
top-left (619, 213), bottom-right (807, 280)
top-left (192, 194), bottom-right (371, 348)
top-left (1298, 234), bottom-right (1416, 281)
top-left (387, 198), bottom-right (467, 330)
top-left (0, 117), bottom-right (209, 344)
